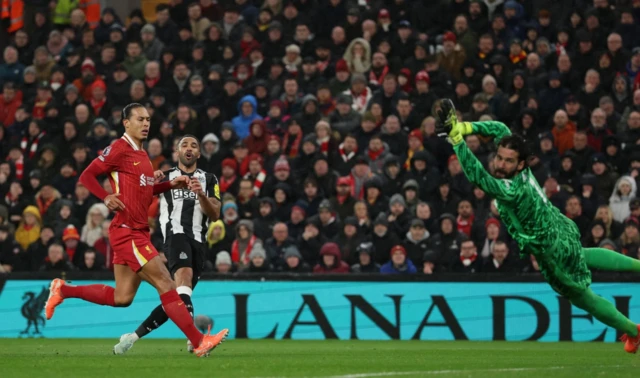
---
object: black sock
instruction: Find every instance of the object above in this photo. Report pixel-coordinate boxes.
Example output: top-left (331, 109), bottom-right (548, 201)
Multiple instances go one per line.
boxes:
top-left (135, 305), bottom-right (169, 338)
top-left (179, 293), bottom-right (194, 319)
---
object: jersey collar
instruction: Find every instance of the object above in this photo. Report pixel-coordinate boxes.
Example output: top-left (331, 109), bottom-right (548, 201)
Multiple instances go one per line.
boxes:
top-left (122, 133), bottom-right (141, 151)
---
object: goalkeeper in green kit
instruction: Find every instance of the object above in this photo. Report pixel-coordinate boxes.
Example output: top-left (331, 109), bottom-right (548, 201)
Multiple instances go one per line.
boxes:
top-left (435, 99), bottom-right (640, 353)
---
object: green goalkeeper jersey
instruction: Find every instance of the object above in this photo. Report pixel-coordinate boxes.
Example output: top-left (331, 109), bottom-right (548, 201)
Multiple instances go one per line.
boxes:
top-left (453, 121), bottom-right (581, 256)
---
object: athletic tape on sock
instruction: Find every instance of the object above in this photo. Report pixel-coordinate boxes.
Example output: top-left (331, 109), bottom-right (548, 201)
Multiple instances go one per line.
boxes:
top-left (177, 286), bottom-right (193, 297)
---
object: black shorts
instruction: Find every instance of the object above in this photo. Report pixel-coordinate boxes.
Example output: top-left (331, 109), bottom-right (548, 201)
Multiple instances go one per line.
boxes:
top-left (165, 233), bottom-right (206, 289)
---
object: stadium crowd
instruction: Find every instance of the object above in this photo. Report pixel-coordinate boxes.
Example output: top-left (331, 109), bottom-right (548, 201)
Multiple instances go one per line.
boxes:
top-left (1, 0), bottom-right (640, 275)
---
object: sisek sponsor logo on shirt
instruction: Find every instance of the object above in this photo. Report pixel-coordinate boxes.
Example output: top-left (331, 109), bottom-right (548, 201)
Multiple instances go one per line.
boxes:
top-left (172, 189), bottom-right (198, 200)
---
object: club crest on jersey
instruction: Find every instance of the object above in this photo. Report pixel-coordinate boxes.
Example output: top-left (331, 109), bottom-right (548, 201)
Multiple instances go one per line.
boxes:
top-left (139, 174), bottom-right (155, 187)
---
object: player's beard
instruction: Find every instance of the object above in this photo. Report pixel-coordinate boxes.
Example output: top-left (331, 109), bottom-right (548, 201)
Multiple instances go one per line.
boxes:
top-left (179, 154), bottom-right (196, 169)
top-left (493, 168), bottom-right (518, 179)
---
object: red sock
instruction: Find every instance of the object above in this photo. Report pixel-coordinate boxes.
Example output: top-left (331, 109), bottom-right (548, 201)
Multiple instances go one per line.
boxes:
top-left (60, 284), bottom-right (116, 306)
top-left (161, 290), bottom-right (203, 347)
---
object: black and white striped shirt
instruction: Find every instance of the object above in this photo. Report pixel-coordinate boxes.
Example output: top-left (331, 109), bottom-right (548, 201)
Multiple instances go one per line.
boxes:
top-left (159, 167), bottom-right (221, 243)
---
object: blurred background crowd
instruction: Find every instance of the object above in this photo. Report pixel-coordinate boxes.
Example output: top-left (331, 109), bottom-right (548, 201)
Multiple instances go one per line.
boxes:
top-left (1, 0), bottom-right (640, 276)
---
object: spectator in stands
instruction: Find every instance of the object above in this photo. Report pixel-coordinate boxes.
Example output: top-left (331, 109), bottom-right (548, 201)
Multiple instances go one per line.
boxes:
top-left (451, 239), bottom-right (480, 273)
top-left (39, 242), bottom-right (73, 272)
top-left (313, 242), bottom-right (350, 273)
top-left (14, 205), bottom-right (42, 251)
top-left (214, 251), bottom-right (234, 273)
top-left (80, 203), bottom-right (108, 247)
top-left (380, 244), bottom-right (416, 274)
top-left (243, 242), bottom-right (273, 273)
top-left (230, 219), bottom-right (259, 270)
top-left (280, 245), bottom-right (311, 273)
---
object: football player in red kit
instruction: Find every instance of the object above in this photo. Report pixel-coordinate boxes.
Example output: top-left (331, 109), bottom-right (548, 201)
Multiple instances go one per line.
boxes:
top-left (44, 103), bottom-right (228, 357)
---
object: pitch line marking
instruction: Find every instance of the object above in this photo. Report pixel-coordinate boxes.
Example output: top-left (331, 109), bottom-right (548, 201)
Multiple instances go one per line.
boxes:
top-left (253, 365), bottom-right (623, 378)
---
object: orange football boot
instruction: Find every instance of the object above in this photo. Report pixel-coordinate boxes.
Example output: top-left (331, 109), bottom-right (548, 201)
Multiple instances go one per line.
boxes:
top-left (44, 278), bottom-right (66, 320)
top-left (193, 326), bottom-right (229, 358)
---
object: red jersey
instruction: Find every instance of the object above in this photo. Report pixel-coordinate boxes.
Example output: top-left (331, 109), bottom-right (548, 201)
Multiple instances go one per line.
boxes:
top-left (82, 135), bottom-right (156, 230)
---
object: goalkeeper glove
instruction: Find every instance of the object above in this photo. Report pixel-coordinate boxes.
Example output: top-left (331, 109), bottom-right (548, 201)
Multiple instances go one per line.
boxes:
top-left (435, 99), bottom-right (473, 145)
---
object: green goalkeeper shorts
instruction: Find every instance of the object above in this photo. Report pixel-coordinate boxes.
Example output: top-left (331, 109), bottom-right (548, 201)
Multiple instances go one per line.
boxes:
top-left (536, 224), bottom-right (592, 298)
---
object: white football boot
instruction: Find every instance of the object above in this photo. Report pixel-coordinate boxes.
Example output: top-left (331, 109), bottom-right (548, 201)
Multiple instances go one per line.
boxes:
top-left (113, 333), bottom-right (138, 355)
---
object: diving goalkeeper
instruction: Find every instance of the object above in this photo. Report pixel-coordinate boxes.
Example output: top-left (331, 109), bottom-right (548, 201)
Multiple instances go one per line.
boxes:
top-left (436, 99), bottom-right (640, 353)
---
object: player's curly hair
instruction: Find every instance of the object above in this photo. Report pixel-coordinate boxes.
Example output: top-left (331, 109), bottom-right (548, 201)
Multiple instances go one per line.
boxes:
top-left (497, 134), bottom-right (530, 165)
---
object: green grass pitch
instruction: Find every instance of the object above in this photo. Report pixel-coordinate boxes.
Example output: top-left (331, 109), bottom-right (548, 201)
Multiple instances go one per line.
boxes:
top-left (1, 339), bottom-right (639, 378)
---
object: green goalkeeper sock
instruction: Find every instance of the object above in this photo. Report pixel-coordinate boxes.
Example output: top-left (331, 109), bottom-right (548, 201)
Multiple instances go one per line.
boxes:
top-left (583, 247), bottom-right (640, 272)
top-left (569, 288), bottom-right (638, 337)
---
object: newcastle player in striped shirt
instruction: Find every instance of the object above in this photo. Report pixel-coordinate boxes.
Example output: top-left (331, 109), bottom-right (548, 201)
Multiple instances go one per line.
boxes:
top-left (114, 134), bottom-right (222, 354)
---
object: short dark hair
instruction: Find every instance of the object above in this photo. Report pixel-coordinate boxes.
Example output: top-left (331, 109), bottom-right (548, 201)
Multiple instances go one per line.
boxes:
top-left (497, 134), bottom-right (529, 163)
top-left (156, 4), bottom-right (170, 13)
top-left (122, 103), bottom-right (146, 120)
top-left (127, 40), bottom-right (142, 48)
top-left (179, 134), bottom-right (200, 148)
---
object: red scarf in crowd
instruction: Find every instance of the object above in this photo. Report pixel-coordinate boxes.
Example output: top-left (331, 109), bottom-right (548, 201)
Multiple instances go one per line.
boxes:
top-left (231, 235), bottom-right (257, 265)
top-left (317, 136), bottom-right (330, 155)
top-left (555, 43), bottom-right (567, 56)
top-left (338, 143), bottom-right (357, 162)
top-left (90, 97), bottom-right (107, 116)
top-left (145, 76), bottom-right (161, 89)
top-left (351, 87), bottom-right (369, 111)
top-left (283, 132), bottom-right (302, 158)
top-left (460, 252), bottom-right (478, 265)
top-left (457, 214), bottom-right (475, 237)
top-left (367, 146), bottom-right (385, 162)
top-left (245, 170), bottom-right (267, 196)
top-left (220, 175), bottom-right (236, 193)
top-left (21, 132), bottom-right (46, 159)
top-left (509, 50), bottom-right (527, 65)
top-left (369, 65), bottom-right (389, 87)
top-left (36, 195), bottom-right (55, 216)
top-left (12, 156), bottom-right (24, 180)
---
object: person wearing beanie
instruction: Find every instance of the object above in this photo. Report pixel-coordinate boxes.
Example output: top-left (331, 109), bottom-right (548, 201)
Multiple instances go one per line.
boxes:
top-left (402, 218), bottom-right (431, 267)
top-left (405, 149), bottom-right (441, 201)
top-left (329, 176), bottom-right (357, 221)
top-left (350, 241), bottom-right (381, 273)
top-left (598, 238), bottom-right (618, 251)
top-left (242, 241), bottom-right (274, 273)
top-left (312, 198), bottom-right (336, 234)
top-left (332, 215), bottom-right (364, 265)
top-left (297, 216), bottom-right (329, 267)
top-left (213, 251), bottom-right (233, 273)
top-left (221, 200), bottom-right (240, 235)
top-left (388, 193), bottom-right (411, 237)
top-left (243, 153), bottom-right (267, 197)
top-left (368, 212), bottom-right (402, 265)
top-left (362, 176), bottom-right (388, 220)
top-left (438, 32), bottom-right (465, 81)
top-left (253, 197), bottom-right (278, 241)
top-left (380, 244), bottom-right (417, 274)
top-left (86, 118), bottom-right (115, 155)
top-left (343, 72), bottom-right (372, 114)
top-left (429, 213), bottom-right (467, 268)
top-left (286, 200), bottom-right (308, 240)
top-left (219, 158), bottom-right (240, 196)
top-left (313, 242), bottom-right (350, 273)
top-left (62, 224), bottom-right (90, 268)
top-left (279, 245), bottom-right (311, 273)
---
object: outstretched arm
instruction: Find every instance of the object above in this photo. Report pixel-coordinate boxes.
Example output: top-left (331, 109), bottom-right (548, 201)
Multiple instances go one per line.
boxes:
top-left (436, 99), bottom-right (516, 202)
top-left (453, 141), bottom-right (517, 203)
top-left (470, 120), bottom-right (512, 142)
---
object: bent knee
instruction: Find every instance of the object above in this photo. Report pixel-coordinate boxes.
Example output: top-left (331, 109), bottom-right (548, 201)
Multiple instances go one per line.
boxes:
top-left (114, 294), bottom-right (135, 307)
top-left (156, 277), bottom-right (176, 294)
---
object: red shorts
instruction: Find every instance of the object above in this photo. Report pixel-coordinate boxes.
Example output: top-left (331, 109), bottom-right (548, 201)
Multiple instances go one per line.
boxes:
top-left (109, 227), bottom-right (159, 272)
